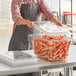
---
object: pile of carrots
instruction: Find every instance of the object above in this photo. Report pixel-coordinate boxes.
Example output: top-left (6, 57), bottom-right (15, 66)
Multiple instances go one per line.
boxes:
top-left (33, 35), bottom-right (71, 61)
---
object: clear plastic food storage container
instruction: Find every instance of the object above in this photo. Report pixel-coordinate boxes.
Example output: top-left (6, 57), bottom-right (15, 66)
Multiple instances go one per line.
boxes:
top-left (29, 33), bottom-right (71, 61)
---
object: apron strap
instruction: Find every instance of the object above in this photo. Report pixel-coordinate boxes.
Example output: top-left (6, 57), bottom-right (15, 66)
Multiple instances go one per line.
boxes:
top-left (21, 0), bottom-right (24, 4)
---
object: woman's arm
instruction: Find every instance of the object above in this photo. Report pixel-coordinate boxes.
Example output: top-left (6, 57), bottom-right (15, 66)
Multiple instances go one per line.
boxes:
top-left (39, 0), bottom-right (63, 27)
top-left (49, 16), bottom-right (63, 27)
top-left (11, 0), bottom-right (35, 28)
top-left (11, 0), bottom-right (21, 25)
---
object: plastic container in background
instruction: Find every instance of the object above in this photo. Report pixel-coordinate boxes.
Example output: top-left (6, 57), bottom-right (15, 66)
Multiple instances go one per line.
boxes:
top-left (62, 11), bottom-right (76, 25)
top-left (29, 33), bottom-right (71, 61)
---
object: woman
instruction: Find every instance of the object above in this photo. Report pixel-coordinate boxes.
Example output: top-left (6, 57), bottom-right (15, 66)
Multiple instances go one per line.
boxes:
top-left (8, 0), bottom-right (63, 51)
top-left (8, 0), bottom-right (63, 76)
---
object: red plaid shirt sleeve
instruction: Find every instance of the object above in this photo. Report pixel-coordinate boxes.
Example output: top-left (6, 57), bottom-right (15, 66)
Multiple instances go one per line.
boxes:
top-left (39, 0), bottom-right (54, 20)
top-left (11, 0), bottom-right (22, 25)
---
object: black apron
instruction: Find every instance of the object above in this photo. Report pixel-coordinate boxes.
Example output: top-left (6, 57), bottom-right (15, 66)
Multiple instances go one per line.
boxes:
top-left (8, 0), bottom-right (39, 51)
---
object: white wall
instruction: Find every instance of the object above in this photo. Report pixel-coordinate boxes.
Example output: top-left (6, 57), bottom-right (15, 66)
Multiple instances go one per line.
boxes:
top-left (61, 0), bottom-right (71, 12)
top-left (73, 0), bottom-right (76, 13)
top-left (0, 0), bottom-right (13, 28)
top-left (44, 0), bottom-right (59, 15)
top-left (45, 0), bottom-right (59, 12)
top-left (0, 0), bottom-right (13, 51)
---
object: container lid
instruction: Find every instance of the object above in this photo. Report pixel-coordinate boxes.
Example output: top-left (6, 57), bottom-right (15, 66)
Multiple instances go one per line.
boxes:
top-left (35, 21), bottom-right (72, 37)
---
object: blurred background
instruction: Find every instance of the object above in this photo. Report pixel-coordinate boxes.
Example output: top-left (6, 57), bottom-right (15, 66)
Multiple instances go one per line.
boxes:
top-left (0, 0), bottom-right (76, 51)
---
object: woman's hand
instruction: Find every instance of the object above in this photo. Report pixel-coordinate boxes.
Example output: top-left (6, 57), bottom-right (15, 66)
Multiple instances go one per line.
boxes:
top-left (55, 20), bottom-right (63, 27)
top-left (26, 20), bottom-right (36, 29)
top-left (49, 16), bottom-right (63, 27)
top-left (17, 17), bottom-right (36, 29)
top-left (63, 24), bottom-right (72, 32)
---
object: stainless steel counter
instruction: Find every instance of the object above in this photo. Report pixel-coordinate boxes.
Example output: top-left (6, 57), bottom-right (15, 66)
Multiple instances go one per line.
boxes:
top-left (0, 45), bottom-right (76, 76)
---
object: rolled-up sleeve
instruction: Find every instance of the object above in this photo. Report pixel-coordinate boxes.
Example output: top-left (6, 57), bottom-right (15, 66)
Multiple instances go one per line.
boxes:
top-left (39, 0), bottom-right (54, 20)
top-left (11, 0), bottom-right (21, 25)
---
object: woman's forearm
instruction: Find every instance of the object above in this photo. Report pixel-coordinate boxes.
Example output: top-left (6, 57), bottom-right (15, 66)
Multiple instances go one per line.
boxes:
top-left (17, 17), bottom-right (29, 25)
top-left (49, 16), bottom-right (63, 27)
top-left (17, 17), bottom-right (35, 28)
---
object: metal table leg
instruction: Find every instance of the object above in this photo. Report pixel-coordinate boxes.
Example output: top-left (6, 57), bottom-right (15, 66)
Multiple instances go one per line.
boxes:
top-left (64, 67), bottom-right (73, 76)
